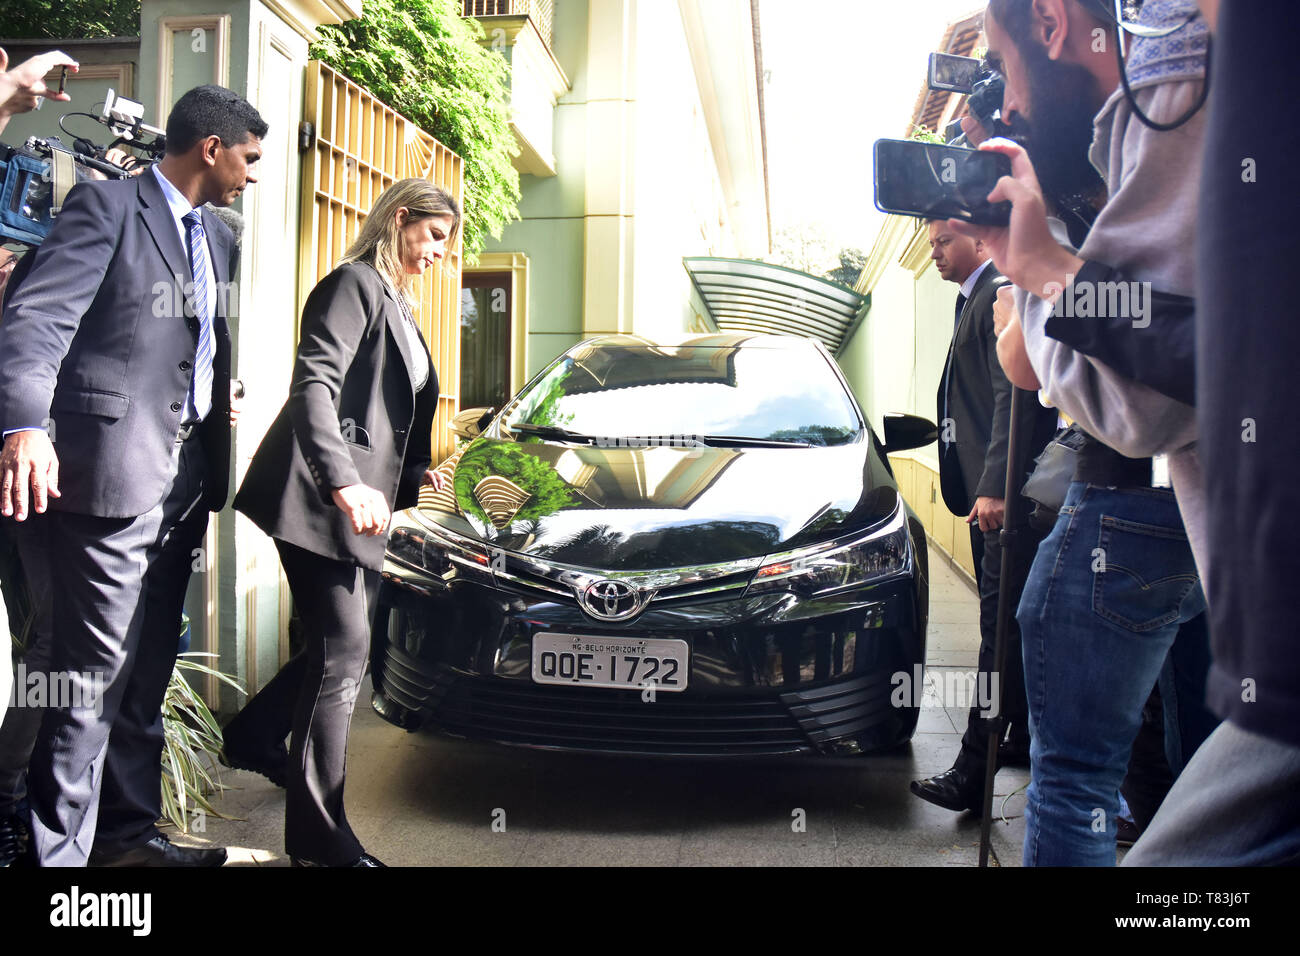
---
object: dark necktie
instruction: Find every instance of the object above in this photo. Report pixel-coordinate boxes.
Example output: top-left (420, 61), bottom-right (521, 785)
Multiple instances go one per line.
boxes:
top-left (954, 292), bottom-right (968, 332)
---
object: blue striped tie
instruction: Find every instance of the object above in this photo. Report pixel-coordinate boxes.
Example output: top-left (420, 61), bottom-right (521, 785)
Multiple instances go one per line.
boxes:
top-left (183, 210), bottom-right (213, 421)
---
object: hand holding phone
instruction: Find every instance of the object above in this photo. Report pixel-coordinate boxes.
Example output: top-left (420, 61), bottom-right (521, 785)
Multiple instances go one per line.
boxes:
top-left (945, 139), bottom-right (1084, 298)
top-left (873, 138), bottom-right (1012, 226)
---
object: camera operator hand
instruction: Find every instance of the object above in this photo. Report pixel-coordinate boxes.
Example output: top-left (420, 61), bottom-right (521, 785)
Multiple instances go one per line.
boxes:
top-left (0, 429), bottom-right (60, 521)
top-left (102, 147), bottom-right (147, 176)
top-left (947, 139), bottom-right (1083, 302)
top-left (0, 48), bottom-right (78, 133)
top-left (960, 113), bottom-right (991, 148)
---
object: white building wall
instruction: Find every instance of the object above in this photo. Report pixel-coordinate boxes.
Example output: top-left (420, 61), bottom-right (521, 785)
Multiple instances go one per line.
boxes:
top-left (630, 1), bottom-right (734, 341)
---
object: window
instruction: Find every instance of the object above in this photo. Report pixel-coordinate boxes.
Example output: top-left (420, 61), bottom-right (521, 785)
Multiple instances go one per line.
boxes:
top-left (460, 272), bottom-right (513, 411)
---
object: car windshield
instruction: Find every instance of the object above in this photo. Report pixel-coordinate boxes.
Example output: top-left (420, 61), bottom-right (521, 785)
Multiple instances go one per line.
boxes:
top-left (504, 343), bottom-right (861, 446)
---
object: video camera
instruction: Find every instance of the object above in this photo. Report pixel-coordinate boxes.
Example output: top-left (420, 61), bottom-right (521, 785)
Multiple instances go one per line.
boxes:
top-left (927, 52), bottom-right (1012, 145)
top-left (869, 52), bottom-right (1018, 227)
top-left (0, 89), bottom-right (163, 248)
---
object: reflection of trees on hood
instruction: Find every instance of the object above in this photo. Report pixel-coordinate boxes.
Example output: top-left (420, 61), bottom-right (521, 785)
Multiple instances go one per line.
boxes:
top-left (767, 424), bottom-right (856, 446)
top-left (516, 364), bottom-right (576, 429)
top-left (454, 441), bottom-right (579, 528)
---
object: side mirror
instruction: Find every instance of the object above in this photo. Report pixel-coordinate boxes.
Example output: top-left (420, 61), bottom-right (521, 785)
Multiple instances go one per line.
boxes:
top-left (883, 413), bottom-right (938, 454)
top-left (449, 406), bottom-right (496, 441)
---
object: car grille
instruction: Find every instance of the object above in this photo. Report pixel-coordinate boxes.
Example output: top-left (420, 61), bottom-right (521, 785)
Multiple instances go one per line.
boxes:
top-left (380, 643), bottom-right (809, 755)
top-left (434, 679), bottom-right (811, 755)
top-left (780, 673), bottom-right (898, 747)
top-left (379, 643), bottom-right (458, 715)
top-left (377, 644), bottom-right (910, 756)
top-left (490, 554), bottom-right (759, 613)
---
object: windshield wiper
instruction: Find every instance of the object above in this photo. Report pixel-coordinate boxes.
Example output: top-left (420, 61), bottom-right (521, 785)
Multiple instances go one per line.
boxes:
top-left (508, 422), bottom-right (596, 444)
top-left (693, 435), bottom-right (813, 448)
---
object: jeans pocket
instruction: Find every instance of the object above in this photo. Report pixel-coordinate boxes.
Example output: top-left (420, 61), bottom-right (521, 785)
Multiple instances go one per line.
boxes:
top-left (1092, 515), bottom-right (1199, 633)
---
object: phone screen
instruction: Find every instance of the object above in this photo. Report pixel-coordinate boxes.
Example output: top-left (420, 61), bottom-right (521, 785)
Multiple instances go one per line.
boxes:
top-left (873, 139), bottom-right (1012, 227)
top-left (928, 53), bottom-right (982, 94)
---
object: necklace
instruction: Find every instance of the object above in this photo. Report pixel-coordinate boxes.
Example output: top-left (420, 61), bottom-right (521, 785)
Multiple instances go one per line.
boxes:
top-left (396, 293), bottom-right (417, 327)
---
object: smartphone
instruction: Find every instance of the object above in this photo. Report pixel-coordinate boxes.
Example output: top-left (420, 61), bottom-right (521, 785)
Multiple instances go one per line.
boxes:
top-left (57, 65), bottom-right (68, 96)
top-left (927, 52), bottom-right (982, 95)
top-left (873, 138), bottom-right (1012, 227)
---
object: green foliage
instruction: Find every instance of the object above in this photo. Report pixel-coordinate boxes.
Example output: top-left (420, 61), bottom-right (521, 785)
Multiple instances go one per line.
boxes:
top-left (1, 0), bottom-right (521, 255)
top-left (0, 0), bottom-right (140, 39)
top-left (513, 363), bottom-right (575, 429)
top-left (454, 439), bottom-right (578, 527)
top-left (311, 0), bottom-right (521, 258)
top-left (908, 124), bottom-right (946, 144)
top-left (162, 651), bottom-right (246, 833)
top-left (823, 247), bottom-right (867, 290)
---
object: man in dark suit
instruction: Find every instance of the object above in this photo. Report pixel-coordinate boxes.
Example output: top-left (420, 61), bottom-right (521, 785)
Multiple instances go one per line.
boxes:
top-left (0, 85), bottom-right (267, 866)
top-left (911, 219), bottom-right (1058, 814)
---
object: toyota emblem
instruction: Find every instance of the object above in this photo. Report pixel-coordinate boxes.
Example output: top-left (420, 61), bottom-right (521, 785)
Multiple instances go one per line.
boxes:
top-left (578, 579), bottom-right (649, 622)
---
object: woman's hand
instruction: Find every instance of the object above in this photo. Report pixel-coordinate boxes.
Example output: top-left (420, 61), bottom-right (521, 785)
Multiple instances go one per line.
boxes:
top-left (421, 469), bottom-right (447, 492)
top-left (331, 483), bottom-right (391, 536)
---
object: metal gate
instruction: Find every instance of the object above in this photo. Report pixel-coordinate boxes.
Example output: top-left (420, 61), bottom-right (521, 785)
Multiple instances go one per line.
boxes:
top-left (298, 60), bottom-right (464, 463)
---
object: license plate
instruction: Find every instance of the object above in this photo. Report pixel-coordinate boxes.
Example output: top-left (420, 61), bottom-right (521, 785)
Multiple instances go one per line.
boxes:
top-left (531, 633), bottom-right (689, 692)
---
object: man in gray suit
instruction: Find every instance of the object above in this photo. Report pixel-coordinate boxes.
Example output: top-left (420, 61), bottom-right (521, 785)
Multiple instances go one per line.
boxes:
top-left (0, 85), bottom-right (266, 866)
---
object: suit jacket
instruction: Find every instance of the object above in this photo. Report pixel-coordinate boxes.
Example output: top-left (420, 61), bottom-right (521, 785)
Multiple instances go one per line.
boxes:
top-left (936, 263), bottom-right (1057, 518)
top-left (234, 261), bottom-right (437, 570)
top-left (0, 173), bottom-right (236, 517)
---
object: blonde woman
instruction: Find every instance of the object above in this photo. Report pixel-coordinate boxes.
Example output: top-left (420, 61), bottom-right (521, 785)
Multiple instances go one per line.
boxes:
top-left (226, 178), bottom-right (459, 867)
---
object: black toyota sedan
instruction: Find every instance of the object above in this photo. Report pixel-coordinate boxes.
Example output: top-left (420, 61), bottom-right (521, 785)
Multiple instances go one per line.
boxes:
top-left (370, 334), bottom-right (936, 756)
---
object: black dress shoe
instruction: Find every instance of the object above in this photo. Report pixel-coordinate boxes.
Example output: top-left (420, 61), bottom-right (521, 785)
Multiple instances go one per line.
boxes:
top-left (219, 735), bottom-right (289, 788)
top-left (0, 812), bottom-right (29, 867)
top-left (90, 833), bottom-right (227, 867)
top-left (910, 768), bottom-right (985, 814)
top-left (291, 852), bottom-right (386, 867)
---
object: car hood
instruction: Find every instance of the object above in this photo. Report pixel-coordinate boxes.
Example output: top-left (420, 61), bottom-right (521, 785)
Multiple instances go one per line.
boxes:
top-left (416, 435), bottom-right (900, 571)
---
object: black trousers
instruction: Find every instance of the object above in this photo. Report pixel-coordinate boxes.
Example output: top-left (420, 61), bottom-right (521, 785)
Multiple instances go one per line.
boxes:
top-left (0, 516), bottom-right (53, 817)
top-left (953, 519), bottom-right (1041, 778)
top-left (24, 436), bottom-right (208, 865)
top-left (225, 540), bottom-right (379, 865)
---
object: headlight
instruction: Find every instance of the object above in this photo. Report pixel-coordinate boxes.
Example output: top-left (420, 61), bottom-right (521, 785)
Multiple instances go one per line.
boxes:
top-left (746, 502), bottom-right (909, 597)
top-left (387, 511), bottom-right (491, 577)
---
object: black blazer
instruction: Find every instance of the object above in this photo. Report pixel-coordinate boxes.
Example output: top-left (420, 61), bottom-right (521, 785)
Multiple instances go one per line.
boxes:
top-left (234, 261), bottom-right (437, 570)
top-left (0, 173), bottom-right (236, 517)
top-left (936, 263), bottom-right (1057, 518)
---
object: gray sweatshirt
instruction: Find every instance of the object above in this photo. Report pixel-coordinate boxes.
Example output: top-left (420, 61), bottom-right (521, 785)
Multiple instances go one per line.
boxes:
top-left (1016, 47), bottom-right (1210, 576)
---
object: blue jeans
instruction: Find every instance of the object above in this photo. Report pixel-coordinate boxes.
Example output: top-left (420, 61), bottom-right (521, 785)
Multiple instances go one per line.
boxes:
top-left (1122, 720), bottom-right (1300, 866)
top-left (1019, 482), bottom-right (1206, 866)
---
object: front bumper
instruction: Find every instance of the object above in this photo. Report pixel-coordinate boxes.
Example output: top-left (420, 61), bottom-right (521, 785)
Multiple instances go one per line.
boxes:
top-left (371, 556), bottom-right (927, 756)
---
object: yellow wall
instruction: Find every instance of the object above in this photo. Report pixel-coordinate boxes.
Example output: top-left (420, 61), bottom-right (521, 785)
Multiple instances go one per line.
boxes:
top-left (888, 453), bottom-right (975, 581)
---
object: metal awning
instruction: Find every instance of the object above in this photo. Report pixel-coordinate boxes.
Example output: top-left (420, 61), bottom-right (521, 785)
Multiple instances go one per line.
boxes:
top-left (683, 257), bottom-right (866, 353)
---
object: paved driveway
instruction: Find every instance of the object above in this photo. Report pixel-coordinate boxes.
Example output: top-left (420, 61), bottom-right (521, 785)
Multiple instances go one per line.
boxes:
top-left (193, 544), bottom-right (1031, 866)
